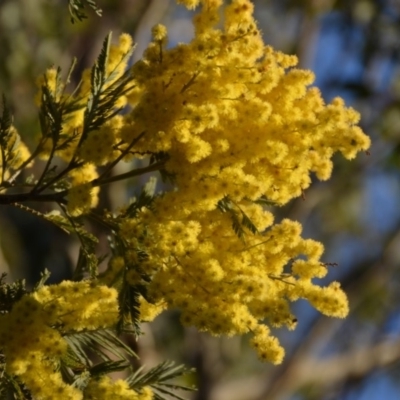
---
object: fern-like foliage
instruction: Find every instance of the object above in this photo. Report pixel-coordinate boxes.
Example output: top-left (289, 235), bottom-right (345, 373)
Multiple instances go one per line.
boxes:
top-left (45, 212), bottom-right (99, 279)
top-left (0, 19), bottom-right (195, 400)
top-left (0, 96), bottom-right (17, 185)
top-left (84, 32), bottom-right (136, 135)
top-left (0, 273), bottom-right (27, 314)
top-left (68, 0), bottom-right (102, 23)
top-left (217, 196), bottom-right (259, 240)
top-left (128, 361), bottom-right (195, 400)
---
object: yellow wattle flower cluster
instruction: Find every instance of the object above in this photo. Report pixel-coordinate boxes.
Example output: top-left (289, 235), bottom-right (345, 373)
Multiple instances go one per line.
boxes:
top-left (85, 376), bottom-right (153, 400)
top-left (78, 116), bottom-right (124, 166)
top-left (37, 33), bottom-right (132, 164)
top-left (21, 0), bottom-right (369, 367)
top-left (0, 125), bottom-right (32, 181)
top-left (0, 281), bottom-right (119, 400)
top-left (121, 205), bottom-right (349, 364)
top-left (67, 163), bottom-right (100, 216)
top-left (121, 0), bottom-right (369, 207)
top-left (116, 0), bottom-right (370, 364)
top-left (35, 34), bottom-right (134, 216)
top-left (99, 256), bottom-right (166, 322)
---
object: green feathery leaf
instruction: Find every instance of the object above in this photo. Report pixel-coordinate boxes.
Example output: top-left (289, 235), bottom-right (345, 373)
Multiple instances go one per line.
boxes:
top-left (89, 360), bottom-right (130, 377)
top-left (0, 273), bottom-right (27, 313)
top-left (128, 361), bottom-right (195, 400)
top-left (82, 33), bottom-right (136, 139)
top-left (68, 0), bottom-right (102, 24)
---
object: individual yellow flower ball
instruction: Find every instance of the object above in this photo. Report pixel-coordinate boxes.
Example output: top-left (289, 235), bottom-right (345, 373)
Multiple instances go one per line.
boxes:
top-left (152, 24), bottom-right (168, 41)
top-left (177, 0), bottom-right (201, 9)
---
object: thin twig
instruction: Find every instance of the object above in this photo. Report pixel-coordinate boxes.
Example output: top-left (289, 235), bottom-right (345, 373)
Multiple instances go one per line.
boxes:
top-left (91, 159), bottom-right (166, 187)
top-left (97, 131), bottom-right (146, 181)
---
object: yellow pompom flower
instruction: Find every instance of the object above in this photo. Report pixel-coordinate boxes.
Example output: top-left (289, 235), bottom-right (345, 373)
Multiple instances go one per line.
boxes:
top-left (0, 281), bottom-right (119, 399)
top-left (138, 297), bottom-right (166, 322)
top-left (0, 126), bottom-right (33, 182)
top-left (152, 24), bottom-right (168, 42)
top-left (34, 67), bottom-right (62, 106)
top-left (107, 33), bottom-right (134, 86)
top-left (250, 325), bottom-right (285, 364)
top-left (176, 0), bottom-right (201, 9)
top-left (67, 163), bottom-right (99, 216)
top-left (79, 116), bottom-right (123, 165)
top-left (85, 376), bottom-right (154, 400)
top-left (0, 281), bottom-right (118, 400)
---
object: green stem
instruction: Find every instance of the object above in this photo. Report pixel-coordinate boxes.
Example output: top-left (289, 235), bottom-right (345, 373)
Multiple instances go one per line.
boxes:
top-left (0, 191), bottom-right (65, 204)
top-left (97, 131), bottom-right (146, 181)
top-left (8, 137), bottom-right (46, 184)
top-left (90, 159), bottom-right (165, 187)
top-left (34, 160), bottom-right (82, 194)
top-left (31, 138), bottom-right (58, 194)
top-left (0, 160), bottom-right (166, 205)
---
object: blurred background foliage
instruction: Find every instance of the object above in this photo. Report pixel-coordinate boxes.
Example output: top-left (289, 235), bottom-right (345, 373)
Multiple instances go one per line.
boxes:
top-left (1, 0), bottom-right (400, 399)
